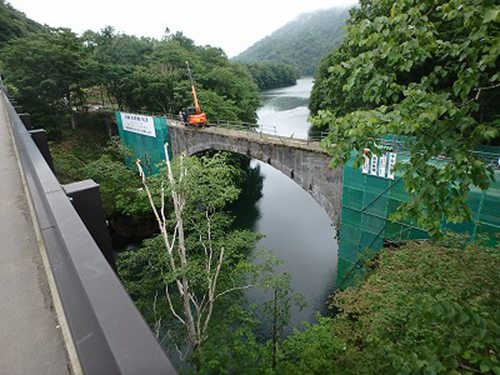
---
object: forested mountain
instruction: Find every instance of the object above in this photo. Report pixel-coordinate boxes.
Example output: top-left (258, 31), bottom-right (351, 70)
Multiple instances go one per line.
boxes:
top-left (0, 0), bottom-right (43, 48)
top-left (233, 7), bottom-right (351, 76)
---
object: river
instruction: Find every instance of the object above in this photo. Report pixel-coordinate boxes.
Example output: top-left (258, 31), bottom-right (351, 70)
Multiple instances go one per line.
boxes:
top-left (234, 78), bottom-right (338, 335)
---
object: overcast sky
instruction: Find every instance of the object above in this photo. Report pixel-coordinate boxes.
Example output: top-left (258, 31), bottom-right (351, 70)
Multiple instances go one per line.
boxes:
top-left (8, 0), bottom-right (357, 57)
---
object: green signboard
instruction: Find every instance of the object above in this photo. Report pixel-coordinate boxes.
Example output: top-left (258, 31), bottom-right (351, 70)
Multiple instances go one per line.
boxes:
top-left (116, 112), bottom-right (172, 175)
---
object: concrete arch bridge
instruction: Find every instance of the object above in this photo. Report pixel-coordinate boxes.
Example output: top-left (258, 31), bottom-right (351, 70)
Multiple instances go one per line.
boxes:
top-left (166, 120), bottom-right (343, 226)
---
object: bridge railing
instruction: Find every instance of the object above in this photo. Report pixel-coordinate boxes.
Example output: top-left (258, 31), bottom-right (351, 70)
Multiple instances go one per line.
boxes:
top-left (195, 119), bottom-right (330, 142)
top-left (209, 119), bottom-right (277, 134)
top-left (1, 91), bottom-right (176, 375)
top-left (307, 131), bottom-right (330, 141)
top-left (110, 109), bottom-right (331, 142)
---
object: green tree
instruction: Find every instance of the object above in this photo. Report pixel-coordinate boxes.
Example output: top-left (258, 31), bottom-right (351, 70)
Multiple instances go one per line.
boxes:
top-left (2, 28), bottom-right (90, 130)
top-left (81, 26), bottom-right (153, 109)
top-left (117, 150), bottom-right (306, 373)
top-left (111, 33), bottom-right (261, 123)
top-left (51, 130), bottom-right (154, 242)
top-left (3, 21), bottom-right (260, 126)
top-left (276, 239), bottom-right (500, 374)
top-left (198, 62), bottom-right (260, 122)
top-left (262, 273), bottom-right (305, 369)
top-left (310, 0), bottom-right (500, 236)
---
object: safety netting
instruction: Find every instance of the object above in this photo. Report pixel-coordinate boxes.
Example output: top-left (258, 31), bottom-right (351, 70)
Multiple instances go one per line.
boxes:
top-left (116, 112), bottom-right (171, 175)
top-left (337, 142), bottom-right (500, 289)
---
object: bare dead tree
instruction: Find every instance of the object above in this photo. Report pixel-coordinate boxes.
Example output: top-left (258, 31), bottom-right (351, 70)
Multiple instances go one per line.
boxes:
top-left (136, 143), bottom-right (254, 356)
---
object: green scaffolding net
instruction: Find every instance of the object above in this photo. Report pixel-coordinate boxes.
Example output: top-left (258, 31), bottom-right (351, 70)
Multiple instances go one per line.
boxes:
top-left (116, 112), bottom-right (171, 175)
top-left (337, 143), bottom-right (500, 289)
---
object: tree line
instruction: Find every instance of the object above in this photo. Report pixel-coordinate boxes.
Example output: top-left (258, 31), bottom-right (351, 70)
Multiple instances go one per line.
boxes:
top-left (0, 23), bottom-right (264, 131)
top-left (245, 62), bottom-right (301, 90)
top-left (0, 1), bottom-right (305, 132)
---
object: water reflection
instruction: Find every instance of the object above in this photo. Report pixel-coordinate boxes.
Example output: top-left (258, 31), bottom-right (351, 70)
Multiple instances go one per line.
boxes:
top-left (229, 156), bottom-right (264, 232)
top-left (232, 157), bottom-right (338, 337)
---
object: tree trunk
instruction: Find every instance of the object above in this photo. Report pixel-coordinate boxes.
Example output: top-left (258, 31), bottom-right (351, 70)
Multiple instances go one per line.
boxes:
top-left (272, 288), bottom-right (278, 369)
top-left (100, 85), bottom-right (106, 108)
top-left (68, 94), bottom-right (76, 130)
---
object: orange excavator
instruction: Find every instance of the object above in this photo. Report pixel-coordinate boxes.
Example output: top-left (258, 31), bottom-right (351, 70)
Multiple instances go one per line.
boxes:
top-left (185, 61), bottom-right (206, 125)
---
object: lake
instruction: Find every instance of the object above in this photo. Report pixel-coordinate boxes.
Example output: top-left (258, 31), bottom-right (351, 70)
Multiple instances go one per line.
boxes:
top-left (233, 77), bottom-right (338, 335)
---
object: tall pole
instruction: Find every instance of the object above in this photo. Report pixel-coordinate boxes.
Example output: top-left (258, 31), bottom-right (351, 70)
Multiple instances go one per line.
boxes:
top-left (185, 61), bottom-right (200, 115)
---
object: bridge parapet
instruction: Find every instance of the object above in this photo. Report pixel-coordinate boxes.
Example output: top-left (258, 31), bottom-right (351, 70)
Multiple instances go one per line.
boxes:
top-left (1, 92), bottom-right (176, 374)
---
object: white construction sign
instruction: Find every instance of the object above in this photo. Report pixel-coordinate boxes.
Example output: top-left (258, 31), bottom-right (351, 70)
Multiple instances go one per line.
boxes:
top-left (378, 153), bottom-right (388, 178)
top-left (361, 149), bottom-right (398, 180)
top-left (120, 112), bottom-right (156, 138)
top-left (387, 152), bottom-right (397, 180)
top-left (370, 154), bottom-right (379, 176)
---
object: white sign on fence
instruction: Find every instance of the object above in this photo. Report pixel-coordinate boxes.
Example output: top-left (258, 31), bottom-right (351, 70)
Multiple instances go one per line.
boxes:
top-left (120, 112), bottom-right (156, 138)
top-left (361, 149), bottom-right (398, 180)
top-left (370, 154), bottom-right (379, 176)
top-left (378, 153), bottom-right (388, 178)
top-left (387, 152), bottom-right (397, 180)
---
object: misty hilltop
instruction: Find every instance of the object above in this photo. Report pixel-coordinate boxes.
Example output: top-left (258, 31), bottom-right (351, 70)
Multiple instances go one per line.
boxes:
top-left (233, 7), bottom-right (351, 76)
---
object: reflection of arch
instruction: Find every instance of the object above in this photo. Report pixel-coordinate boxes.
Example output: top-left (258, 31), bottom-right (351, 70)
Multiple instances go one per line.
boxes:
top-left (167, 124), bottom-right (343, 226)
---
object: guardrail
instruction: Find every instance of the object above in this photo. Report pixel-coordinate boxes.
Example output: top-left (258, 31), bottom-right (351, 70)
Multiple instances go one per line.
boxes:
top-left (1, 91), bottom-right (176, 374)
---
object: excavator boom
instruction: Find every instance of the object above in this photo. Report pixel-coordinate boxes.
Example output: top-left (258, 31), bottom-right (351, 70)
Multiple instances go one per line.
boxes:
top-left (185, 61), bottom-right (206, 124)
top-left (191, 86), bottom-right (200, 115)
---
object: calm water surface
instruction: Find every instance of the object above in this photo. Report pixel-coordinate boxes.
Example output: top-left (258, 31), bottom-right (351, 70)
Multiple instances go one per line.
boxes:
top-left (235, 77), bottom-right (338, 334)
top-left (257, 77), bottom-right (314, 139)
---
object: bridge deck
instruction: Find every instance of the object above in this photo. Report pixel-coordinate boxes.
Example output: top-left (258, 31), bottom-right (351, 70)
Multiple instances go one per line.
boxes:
top-left (169, 120), bottom-right (328, 154)
top-left (0, 98), bottom-right (70, 373)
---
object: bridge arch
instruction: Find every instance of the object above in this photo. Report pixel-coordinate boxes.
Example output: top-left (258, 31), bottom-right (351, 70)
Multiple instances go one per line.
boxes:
top-left (166, 121), bottom-right (343, 226)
